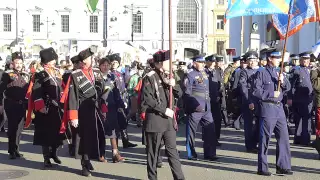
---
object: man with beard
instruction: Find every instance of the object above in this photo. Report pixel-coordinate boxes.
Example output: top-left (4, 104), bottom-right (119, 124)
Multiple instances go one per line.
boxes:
top-left (0, 52), bottom-right (29, 159)
top-left (60, 48), bottom-right (107, 176)
top-left (141, 50), bottom-right (184, 180)
top-left (29, 48), bottom-right (64, 168)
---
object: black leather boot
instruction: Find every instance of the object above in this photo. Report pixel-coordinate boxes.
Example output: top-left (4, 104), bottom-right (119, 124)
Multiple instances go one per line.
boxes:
top-left (51, 147), bottom-right (62, 164)
top-left (81, 159), bottom-right (91, 177)
top-left (42, 146), bottom-right (52, 168)
top-left (68, 144), bottom-right (75, 157)
top-left (121, 129), bottom-right (137, 148)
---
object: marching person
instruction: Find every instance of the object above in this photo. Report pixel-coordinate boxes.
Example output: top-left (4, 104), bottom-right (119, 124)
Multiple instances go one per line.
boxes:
top-left (60, 48), bottom-right (107, 176)
top-left (288, 51), bottom-right (313, 146)
top-left (205, 54), bottom-right (222, 146)
top-left (184, 54), bottom-right (218, 161)
top-left (62, 55), bottom-right (82, 158)
top-left (99, 57), bottom-right (125, 163)
top-left (109, 54), bottom-right (137, 148)
top-left (30, 47), bottom-right (64, 168)
top-left (141, 50), bottom-right (185, 180)
top-left (252, 48), bottom-right (292, 176)
top-left (0, 52), bottom-right (29, 159)
top-left (239, 51), bottom-right (259, 153)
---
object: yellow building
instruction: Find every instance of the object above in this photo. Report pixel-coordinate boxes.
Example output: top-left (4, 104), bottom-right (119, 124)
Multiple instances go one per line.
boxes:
top-left (207, 0), bottom-right (229, 55)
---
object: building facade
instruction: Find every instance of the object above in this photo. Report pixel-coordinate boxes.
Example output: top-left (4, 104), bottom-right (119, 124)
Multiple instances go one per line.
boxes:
top-left (106, 0), bottom-right (208, 60)
top-left (0, 0), bottom-right (209, 61)
top-left (207, 0), bottom-right (229, 55)
top-left (0, 0), bottom-right (104, 57)
top-left (229, 15), bottom-right (320, 56)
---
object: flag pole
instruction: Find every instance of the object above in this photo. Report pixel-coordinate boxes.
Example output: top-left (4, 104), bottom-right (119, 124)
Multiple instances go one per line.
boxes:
top-left (169, 0), bottom-right (173, 109)
top-left (277, 10), bottom-right (293, 91)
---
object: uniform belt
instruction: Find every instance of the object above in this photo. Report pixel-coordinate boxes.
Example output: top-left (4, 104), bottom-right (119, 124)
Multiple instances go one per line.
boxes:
top-left (261, 100), bottom-right (281, 105)
top-left (192, 92), bottom-right (209, 99)
top-left (5, 98), bottom-right (25, 104)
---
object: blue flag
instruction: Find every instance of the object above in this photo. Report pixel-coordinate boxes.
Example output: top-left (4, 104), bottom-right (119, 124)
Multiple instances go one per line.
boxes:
top-left (225, 0), bottom-right (291, 20)
top-left (272, 0), bottom-right (320, 39)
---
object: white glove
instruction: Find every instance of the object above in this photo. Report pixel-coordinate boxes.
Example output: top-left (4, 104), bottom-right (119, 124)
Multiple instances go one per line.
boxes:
top-left (165, 108), bottom-right (174, 118)
top-left (274, 91), bottom-right (280, 98)
top-left (168, 78), bottom-right (176, 86)
top-left (71, 119), bottom-right (79, 128)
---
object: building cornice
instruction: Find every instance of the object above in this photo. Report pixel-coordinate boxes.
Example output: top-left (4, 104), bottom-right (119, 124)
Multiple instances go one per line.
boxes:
top-left (0, 7), bottom-right (15, 11)
top-left (55, 7), bottom-right (72, 13)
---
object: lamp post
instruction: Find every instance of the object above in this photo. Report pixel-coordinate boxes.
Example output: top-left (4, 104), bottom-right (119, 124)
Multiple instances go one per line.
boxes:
top-left (40, 17), bottom-right (56, 39)
top-left (123, 4), bottom-right (144, 42)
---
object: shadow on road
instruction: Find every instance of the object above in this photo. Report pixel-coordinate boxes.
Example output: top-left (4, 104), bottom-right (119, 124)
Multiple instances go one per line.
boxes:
top-left (0, 152), bottom-right (140, 180)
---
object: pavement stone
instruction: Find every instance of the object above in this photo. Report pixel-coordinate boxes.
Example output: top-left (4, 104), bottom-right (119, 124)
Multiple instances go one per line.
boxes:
top-left (0, 123), bottom-right (319, 180)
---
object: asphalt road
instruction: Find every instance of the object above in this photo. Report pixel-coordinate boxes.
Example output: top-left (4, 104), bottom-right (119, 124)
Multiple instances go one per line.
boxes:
top-left (0, 123), bottom-right (319, 180)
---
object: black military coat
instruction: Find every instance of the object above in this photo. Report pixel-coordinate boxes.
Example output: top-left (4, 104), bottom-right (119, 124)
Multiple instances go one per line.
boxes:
top-left (141, 69), bottom-right (182, 133)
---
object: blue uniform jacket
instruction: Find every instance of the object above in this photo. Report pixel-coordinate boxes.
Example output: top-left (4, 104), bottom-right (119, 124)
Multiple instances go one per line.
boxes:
top-left (252, 65), bottom-right (291, 118)
top-left (184, 67), bottom-right (211, 113)
top-left (205, 67), bottom-right (220, 103)
top-left (288, 65), bottom-right (313, 103)
top-left (239, 68), bottom-right (257, 104)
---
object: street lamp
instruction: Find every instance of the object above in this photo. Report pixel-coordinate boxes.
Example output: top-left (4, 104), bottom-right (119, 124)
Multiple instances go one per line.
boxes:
top-left (40, 17), bottom-right (56, 39)
top-left (123, 4), bottom-right (145, 42)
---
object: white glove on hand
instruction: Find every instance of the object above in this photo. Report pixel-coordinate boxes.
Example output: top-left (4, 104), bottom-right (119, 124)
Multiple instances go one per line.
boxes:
top-left (165, 108), bottom-right (174, 118)
top-left (71, 119), bottom-right (79, 128)
top-left (168, 78), bottom-right (176, 87)
top-left (274, 91), bottom-right (280, 98)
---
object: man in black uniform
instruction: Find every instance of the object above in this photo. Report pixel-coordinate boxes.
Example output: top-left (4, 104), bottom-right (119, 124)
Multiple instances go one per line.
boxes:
top-left (30, 48), bottom-right (64, 168)
top-left (61, 55), bottom-right (81, 158)
top-left (61, 48), bottom-right (107, 176)
top-left (141, 50), bottom-right (185, 180)
top-left (0, 52), bottom-right (29, 159)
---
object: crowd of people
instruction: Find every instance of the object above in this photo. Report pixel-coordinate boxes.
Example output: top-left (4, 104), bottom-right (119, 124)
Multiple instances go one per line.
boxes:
top-left (0, 46), bottom-right (319, 179)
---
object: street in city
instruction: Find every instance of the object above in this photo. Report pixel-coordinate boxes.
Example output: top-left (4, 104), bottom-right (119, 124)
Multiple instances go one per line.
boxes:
top-left (0, 124), bottom-right (319, 180)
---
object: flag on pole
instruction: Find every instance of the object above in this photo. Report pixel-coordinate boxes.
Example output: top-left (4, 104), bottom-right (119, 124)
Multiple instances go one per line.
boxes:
top-left (225, 0), bottom-right (291, 20)
top-left (312, 39), bottom-right (320, 58)
top-left (272, 0), bottom-right (320, 39)
top-left (85, 0), bottom-right (99, 13)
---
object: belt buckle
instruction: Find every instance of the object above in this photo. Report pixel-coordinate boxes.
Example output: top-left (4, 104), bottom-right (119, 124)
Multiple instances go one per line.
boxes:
top-left (276, 101), bottom-right (281, 105)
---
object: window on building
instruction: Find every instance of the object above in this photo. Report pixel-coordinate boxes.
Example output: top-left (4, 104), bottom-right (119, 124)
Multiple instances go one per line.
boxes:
top-left (216, 41), bottom-right (225, 55)
top-left (177, 0), bottom-right (197, 34)
top-left (89, 15), bottom-right (98, 33)
top-left (61, 15), bottom-right (69, 32)
top-left (218, 0), bottom-right (224, 5)
top-left (217, 15), bottom-right (224, 30)
top-left (33, 15), bottom-right (41, 32)
top-left (133, 13), bottom-right (142, 33)
top-left (3, 14), bottom-right (12, 32)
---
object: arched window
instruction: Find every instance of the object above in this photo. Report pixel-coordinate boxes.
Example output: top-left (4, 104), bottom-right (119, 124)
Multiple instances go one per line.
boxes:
top-left (177, 0), bottom-right (197, 34)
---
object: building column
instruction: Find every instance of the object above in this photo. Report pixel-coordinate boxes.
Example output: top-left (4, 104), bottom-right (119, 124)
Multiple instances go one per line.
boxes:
top-left (162, 0), bottom-right (169, 50)
top-left (201, 0), bottom-right (208, 53)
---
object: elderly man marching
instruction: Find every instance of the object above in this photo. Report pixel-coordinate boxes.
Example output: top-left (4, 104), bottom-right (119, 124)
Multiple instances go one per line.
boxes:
top-left (184, 54), bottom-right (218, 161)
top-left (0, 52), bottom-right (29, 159)
top-left (60, 48), bottom-right (107, 176)
top-left (28, 48), bottom-right (65, 168)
